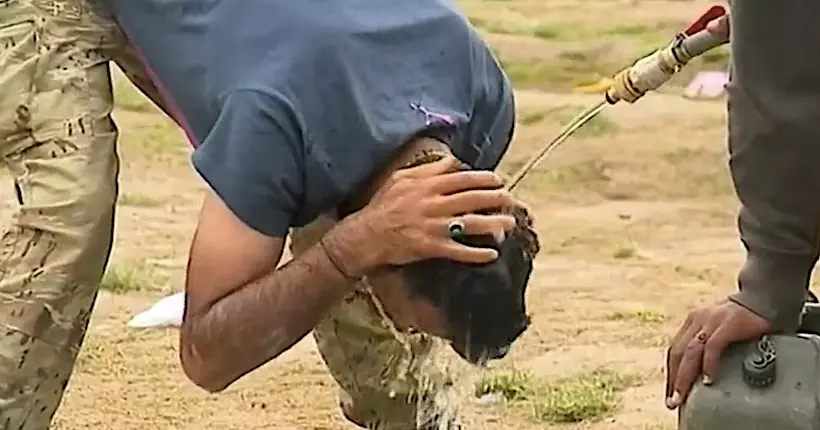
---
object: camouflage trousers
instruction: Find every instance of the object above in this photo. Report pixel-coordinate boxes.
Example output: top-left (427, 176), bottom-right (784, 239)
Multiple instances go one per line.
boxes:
top-left (0, 0), bottom-right (457, 428)
top-left (290, 216), bottom-right (460, 430)
top-left (0, 0), bottom-right (169, 428)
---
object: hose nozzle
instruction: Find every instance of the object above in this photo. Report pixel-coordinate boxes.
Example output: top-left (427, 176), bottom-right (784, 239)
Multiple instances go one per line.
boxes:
top-left (605, 5), bottom-right (730, 105)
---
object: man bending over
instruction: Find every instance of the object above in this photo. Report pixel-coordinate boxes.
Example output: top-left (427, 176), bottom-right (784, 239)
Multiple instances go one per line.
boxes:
top-left (104, 0), bottom-right (521, 428)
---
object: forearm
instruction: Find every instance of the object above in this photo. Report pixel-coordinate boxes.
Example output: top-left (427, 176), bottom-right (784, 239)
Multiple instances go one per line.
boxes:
top-left (181, 220), bottom-right (370, 391)
top-left (727, 0), bottom-right (820, 331)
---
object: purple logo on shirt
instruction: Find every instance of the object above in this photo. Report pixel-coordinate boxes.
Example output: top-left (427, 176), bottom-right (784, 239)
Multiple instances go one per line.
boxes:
top-left (411, 103), bottom-right (455, 127)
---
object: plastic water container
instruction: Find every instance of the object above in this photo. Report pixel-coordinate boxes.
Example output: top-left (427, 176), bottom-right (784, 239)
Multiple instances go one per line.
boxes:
top-left (681, 303), bottom-right (820, 430)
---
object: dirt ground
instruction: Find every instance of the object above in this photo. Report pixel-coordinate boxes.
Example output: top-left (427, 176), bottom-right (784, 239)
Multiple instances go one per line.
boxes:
top-left (0, 1), bottom-right (773, 429)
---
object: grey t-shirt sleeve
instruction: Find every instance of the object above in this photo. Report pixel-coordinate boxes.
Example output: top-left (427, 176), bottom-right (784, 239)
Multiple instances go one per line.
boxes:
top-left (726, 1), bottom-right (820, 331)
top-left (191, 89), bottom-right (303, 237)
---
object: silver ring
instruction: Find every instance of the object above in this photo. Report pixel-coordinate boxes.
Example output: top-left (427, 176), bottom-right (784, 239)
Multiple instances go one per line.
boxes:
top-left (447, 219), bottom-right (466, 238)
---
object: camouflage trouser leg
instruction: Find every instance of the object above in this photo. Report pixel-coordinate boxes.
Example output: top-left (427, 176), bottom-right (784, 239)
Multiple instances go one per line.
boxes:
top-left (290, 217), bottom-right (460, 430)
top-left (0, 0), bottom-right (122, 427)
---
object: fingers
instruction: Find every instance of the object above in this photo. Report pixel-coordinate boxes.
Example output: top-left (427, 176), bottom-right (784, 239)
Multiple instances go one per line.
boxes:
top-left (433, 189), bottom-right (516, 216)
top-left (701, 324), bottom-right (731, 384)
top-left (430, 170), bottom-right (507, 195)
top-left (666, 320), bottom-right (700, 403)
top-left (428, 239), bottom-right (500, 264)
top-left (452, 213), bottom-right (516, 237)
top-left (701, 305), bottom-right (770, 384)
top-left (671, 316), bottom-right (721, 408)
top-left (423, 213), bottom-right (516, 264)
top-left (666, 312), bottom-right (698, 398)
top-left (396, 155), bottom-right (462, 179)
top-left (705, 14), bottom-right (730, 38)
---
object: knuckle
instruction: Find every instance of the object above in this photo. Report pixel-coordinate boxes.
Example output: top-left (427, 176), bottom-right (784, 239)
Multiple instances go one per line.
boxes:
top-left (684, 340), bottom-right (704, 356)
top-left (477, 170), bottom-right (496, 183)
top-left (417, 237), bottom-right (438, 254)
top-left (473, 170), bottom-right (497, 182)
top-left (703, 337), bottom-right (721, 353)
top-left (487, 171), bottom-right (503, 183)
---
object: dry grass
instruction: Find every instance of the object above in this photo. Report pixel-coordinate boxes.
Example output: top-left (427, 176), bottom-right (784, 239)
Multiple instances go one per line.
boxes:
top-left (0, 1), bottom-right (753, 429)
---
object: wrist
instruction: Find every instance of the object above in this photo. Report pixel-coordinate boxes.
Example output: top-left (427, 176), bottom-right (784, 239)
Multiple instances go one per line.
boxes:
top-left (322, 212), bottom-right (385, 277)
top-left (733, 247), bottom-right (815, 331)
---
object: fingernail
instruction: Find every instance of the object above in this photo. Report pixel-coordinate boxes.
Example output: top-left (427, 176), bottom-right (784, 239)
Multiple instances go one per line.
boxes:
top-left (702, 375), bottom-right (712, 385)
top-left (666, 391), bottom-right (682, 409)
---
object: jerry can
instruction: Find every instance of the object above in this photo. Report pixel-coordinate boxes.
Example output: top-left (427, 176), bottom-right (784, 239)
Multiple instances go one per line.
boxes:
top-left (681, 302), bottom-right (820, 430)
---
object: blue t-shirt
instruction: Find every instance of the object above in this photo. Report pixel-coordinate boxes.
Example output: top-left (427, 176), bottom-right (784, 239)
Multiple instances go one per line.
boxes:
top-left (107, 0), bottom-right (516, 237)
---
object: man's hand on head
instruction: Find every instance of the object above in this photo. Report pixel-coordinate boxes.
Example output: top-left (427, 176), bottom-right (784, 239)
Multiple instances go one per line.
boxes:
top-left (179, 154), bottom-right (521, 391)
top-left (328, 155), bottom-right (519, 277)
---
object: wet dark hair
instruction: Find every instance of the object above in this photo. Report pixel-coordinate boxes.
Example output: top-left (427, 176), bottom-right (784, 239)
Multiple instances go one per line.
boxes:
top-left (400, 206), bottom-right (539, 365)
top-left (396, 150), bottom-right (541, 365)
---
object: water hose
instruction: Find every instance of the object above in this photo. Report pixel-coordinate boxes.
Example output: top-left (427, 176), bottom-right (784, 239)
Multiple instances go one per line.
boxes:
top-left (506, 5), bottom-right (730, 192)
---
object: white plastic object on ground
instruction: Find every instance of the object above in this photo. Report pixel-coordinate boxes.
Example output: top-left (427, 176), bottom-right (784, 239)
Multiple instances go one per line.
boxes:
top-left (683, 71), bottom-right (729, 99)
top-left (475, 393), bottom-right (503, 406)
top-left (127, 291), bottom-right (186, 328)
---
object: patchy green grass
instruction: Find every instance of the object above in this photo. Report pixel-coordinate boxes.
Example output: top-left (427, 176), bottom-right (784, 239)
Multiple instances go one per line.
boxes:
top-left (601, 24), bottom-right (654, 37)
top-left (699, 45), bottom-right (731, 68)
top-left (118, 119), bottom-right (189, 166)
top-left (530, 22), bottom-right (564, 40)
top-left (463, 0), bottom-right (730, 93)
top-left (139, 122), bottom-right (186, 155)
top-left (475, 368), bottom-right (642, 423)
top-left (607, 309), bottom-right (666, 324)
top-left (498, 51), bottom-right (620, 91)
top-left (114, 84), bottom-right (156, 113)
top-left (612, 244), bottom-right (638, 260)
top-left (469, 15), bottom-right (577, 40)
top-left (475, 369), bottom-right (537, 402)
top-left (468, 16), bottom-right (518, 35)
top-left (549, 105), bottom-right (619, 138)
top-left (518, 109), bottom-right (549, 125)
top-left (101, 264), bottom-right (150, 294)
top-left (516, 105), bottom-right (618, 137)
top-left (533, 369), bottom-right (641, 423)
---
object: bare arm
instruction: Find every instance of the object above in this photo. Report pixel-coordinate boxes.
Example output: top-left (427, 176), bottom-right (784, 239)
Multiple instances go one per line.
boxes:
top-left (180, 192), bottom-right (371, 392)
top-left (181, 156), bottom-right (516, 392)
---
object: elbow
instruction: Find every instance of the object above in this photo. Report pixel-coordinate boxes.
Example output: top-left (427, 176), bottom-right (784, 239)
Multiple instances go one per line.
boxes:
top-left (179, 322), bottom-right (233, 393)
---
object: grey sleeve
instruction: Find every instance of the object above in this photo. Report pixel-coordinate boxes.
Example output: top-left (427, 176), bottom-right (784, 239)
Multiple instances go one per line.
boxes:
top-left (726, 1), bottom-right (820, 331)
top-left (192, 89), bottom-right (304, 238)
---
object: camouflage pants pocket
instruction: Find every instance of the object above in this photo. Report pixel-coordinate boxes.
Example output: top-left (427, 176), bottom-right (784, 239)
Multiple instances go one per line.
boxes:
top-left (0, 0), bottom-right (121, 428)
